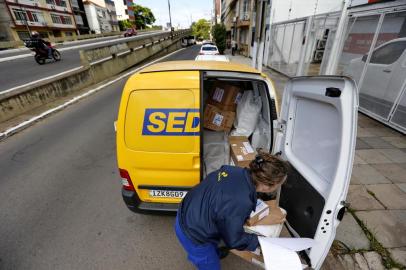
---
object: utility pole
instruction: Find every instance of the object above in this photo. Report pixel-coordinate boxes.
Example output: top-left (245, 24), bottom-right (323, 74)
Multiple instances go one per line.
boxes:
top-left (167, 0), bottom-right (173, 32)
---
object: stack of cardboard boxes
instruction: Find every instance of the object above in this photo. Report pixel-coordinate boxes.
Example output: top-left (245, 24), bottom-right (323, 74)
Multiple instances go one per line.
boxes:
top-left (231, 200), bottom-right (287, 268)
top-left (203, 82), bottom-right (256, 168)
top-left (204, 82), bottom-right (241, 132)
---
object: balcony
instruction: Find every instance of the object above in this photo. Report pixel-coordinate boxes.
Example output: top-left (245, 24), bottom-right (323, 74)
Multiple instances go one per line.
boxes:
top-left (237, 12), bottom-right (250, 27)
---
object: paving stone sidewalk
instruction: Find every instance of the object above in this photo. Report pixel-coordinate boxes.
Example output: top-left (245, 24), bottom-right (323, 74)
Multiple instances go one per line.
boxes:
top-left (228, 53), bottom-right (406, 270)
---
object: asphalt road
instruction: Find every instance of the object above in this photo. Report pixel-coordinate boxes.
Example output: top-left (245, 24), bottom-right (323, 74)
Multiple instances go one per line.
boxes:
top-left (0, 31), bottom-right (164, 93)
top-left (0, 45), bottom-right (259, 270)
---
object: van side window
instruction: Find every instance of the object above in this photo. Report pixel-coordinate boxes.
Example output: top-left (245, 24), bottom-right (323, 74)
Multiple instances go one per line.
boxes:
top-left (370, 41), bottom-right (406, 65)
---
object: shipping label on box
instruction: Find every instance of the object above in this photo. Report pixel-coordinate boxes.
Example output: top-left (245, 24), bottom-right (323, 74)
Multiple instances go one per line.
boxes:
top-left (208, 83), bottom-right (241, 112)
top-left (204, 104), bottom-right (235, 132)
top-left (229, 136), bottom-right (256, 168)
top-left (246, 199), bottom-right (270, 226)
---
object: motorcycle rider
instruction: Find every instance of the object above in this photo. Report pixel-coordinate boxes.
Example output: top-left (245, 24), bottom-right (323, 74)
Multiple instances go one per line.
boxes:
top-left (29, 31), bottom-right (52, 59)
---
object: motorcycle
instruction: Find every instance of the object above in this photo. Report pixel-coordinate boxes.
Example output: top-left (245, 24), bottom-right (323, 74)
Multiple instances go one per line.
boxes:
top-left (24, 40), bottom-right (61, 65)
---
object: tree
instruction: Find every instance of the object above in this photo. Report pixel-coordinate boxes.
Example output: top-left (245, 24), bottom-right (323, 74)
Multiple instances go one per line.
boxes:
top-left (192, 19), bottom-right (210, 40)
top-left (131, 4), bottom-right (156, 29)
top-left (211, 23), bottom-right (226, 54)
top-left (118, 19), bottom-right (132, 31)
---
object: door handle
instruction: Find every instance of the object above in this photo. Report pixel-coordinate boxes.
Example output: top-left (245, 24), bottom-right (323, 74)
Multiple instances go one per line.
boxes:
top-left (383, 69), bottom-right (392, 73)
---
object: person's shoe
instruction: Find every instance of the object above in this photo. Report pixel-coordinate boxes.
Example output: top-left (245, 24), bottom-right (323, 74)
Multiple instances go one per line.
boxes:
top-left (218, 246), bottom-right (230, 259)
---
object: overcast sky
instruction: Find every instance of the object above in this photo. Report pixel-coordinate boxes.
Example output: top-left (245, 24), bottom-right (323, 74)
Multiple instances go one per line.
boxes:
top-left (135, 0), bottom-right (213, 28)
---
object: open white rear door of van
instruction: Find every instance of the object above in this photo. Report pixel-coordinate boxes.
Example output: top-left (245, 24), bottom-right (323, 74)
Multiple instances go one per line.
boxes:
top-left (273, 76), bottom-right (358, 269)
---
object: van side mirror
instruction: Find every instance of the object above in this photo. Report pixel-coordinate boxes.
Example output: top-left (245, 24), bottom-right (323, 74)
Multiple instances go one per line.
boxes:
top-left (362, 54), bottom-right (367, 62)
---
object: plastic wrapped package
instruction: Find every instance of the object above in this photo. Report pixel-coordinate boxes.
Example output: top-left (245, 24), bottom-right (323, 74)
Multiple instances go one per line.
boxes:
top-left (203, 130), bottom-right (230, 176)
top-left (231, 90), bottom-right (262, 137)
top-left (251, 117), bottom-right (271, 150)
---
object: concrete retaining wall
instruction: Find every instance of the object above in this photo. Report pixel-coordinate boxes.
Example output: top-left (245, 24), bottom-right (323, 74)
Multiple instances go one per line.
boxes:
top-left (0, 30), bottom-right (190, 123)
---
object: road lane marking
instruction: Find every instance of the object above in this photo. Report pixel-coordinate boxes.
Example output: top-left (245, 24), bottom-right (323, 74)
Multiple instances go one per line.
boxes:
top-left (0, 66), bottom-right (83, 95)
top-left (0, 45), bottom-right (146, 94)
top-left (0, 47), bottom-right (186, 140)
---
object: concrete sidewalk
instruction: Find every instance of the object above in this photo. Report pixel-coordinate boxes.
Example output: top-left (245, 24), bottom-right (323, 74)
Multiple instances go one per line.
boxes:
top-left (228, 53), bottom-right (406, 270)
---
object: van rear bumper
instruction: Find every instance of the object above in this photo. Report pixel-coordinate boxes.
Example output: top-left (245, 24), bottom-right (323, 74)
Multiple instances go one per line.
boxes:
top-left (122, 188), bottom-right (179, 214)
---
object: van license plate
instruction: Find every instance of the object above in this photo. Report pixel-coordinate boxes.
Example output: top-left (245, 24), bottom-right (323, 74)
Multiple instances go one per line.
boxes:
top-left (149, 190), bottom-right (187, 199)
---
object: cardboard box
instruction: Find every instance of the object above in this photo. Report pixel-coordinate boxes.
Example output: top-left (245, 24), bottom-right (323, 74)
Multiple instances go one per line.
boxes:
top-left (231, 249), bottom-right (265, 269)
top-left (246, 199), bottom-right (270, 226)
top-left (203, 104), bottom-right (235, 132)
top-left (254, 200), bottom-right (286, 226)
top-left (207, 82), bottom-right (242, 111)
top-left (229, 136), bottom-right (256, 168)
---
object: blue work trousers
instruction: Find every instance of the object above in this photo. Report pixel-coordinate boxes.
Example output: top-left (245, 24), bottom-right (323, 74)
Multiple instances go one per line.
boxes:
top-left (175, 214), bottom-right (221, 270)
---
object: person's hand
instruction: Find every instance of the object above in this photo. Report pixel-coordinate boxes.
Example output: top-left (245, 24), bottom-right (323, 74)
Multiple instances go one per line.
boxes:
top-left (254, 209), bottom-right (285, 226)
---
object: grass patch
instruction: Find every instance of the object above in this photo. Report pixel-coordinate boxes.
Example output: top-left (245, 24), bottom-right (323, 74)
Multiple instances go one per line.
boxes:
top-left (347, 208), bottom-right (404, 269)
top-left (366, 190), bottom-right (387, 210)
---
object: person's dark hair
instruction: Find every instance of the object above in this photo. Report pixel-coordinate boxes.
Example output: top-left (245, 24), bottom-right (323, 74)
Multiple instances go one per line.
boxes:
top-left (249, 149), bottom-right (290, 187)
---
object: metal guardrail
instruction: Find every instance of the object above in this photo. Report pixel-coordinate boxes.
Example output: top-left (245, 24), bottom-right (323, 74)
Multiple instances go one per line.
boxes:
top-left (79, 29), bottom-right (191, 66)
top-left (0, 29), bottom-right (191, 124)
top-left (0, 28), bottom-right (160, 50)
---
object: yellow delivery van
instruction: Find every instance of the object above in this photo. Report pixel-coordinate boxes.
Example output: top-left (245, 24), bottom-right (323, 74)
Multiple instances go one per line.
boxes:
top-left (116, 60), bottom-right (358, 269)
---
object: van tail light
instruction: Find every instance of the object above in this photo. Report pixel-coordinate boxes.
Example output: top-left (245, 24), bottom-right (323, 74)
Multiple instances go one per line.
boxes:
top-left (215, 53), bottom-right (220, 55)
top-left (199, 52), bottom-right (203, 55)
top-left (119, 168), bottom-right (135, 191)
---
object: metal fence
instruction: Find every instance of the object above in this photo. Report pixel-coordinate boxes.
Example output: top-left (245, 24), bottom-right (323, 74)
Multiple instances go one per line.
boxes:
top-left (264, 5), bottom-right (406, 133)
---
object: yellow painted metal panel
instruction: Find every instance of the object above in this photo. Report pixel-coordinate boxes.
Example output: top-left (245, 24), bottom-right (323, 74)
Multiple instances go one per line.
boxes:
top-left (116, 71), bottom-right (200, 203)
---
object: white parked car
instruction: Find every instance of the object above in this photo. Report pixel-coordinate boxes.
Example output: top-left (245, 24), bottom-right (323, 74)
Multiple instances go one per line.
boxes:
top-left (199, 44), bottom-right (220, 55)
top-left (202, 40), bottom-right (215, 45)
top-left (344, 37), bottom-right (406, 117)
top-left (195, 54), bottom-right (229, 62)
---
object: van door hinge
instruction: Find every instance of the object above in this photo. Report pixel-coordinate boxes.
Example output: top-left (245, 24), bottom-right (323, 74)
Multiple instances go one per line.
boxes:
top-left (341, 200), bottom-right (350, 208)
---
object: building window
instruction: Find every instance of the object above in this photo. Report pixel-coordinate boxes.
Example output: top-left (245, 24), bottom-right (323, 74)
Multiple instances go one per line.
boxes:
top-left (75, 14), bottom-right (84, 25)
top-left (65, 31), bottom-right (73, 36)
top-left (46, 0), bottom-right (55, 5)
top-left (60, 0), bottom-right (67, 7)
top-left (51, 14), bottom-right (62, 24)
top-left (17, 31), bottom-right (31, 40)
top-left (31, 12), bottom-right (39, 22)
top-left (125, 9), bottom-right (128, 15)
top-left (62, 16), bottom-right (72, 24)
top-left (71, 0), bottom-right (79, 8)
top-left (13, 9), bottom-right (27, 21)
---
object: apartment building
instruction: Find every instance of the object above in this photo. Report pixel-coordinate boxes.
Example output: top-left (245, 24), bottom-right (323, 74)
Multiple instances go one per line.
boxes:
top-left (114, 0), bottom-right (128, 21)
top-left (71, 0), bottom-right (90, 34)
top-left (220, 0), bottom-right (255, 56)
top-left (1, 0), bottom-right (77, 41)
top-left (83, 0), bottom-right (118, 33)
top-left (105, 0), bottom-right (119, 31)
top-left (221, 0), bottom-right (237, 48)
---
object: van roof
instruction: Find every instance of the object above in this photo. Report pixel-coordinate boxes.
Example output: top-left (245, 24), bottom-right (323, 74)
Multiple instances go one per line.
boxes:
top-left (139, 60), bottom-right (261, 74)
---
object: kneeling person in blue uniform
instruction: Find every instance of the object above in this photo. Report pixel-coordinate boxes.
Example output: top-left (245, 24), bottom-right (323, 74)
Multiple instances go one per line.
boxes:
top-left (175, 150), bottom-right (289, 270)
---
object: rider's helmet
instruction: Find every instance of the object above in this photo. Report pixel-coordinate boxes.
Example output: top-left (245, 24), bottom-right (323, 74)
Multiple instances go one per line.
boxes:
top-left (31, 31), bottom-right (39, 38)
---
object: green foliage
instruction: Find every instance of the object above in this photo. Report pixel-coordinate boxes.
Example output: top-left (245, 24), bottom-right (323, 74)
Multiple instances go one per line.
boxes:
top-left (118, 20), bottom-right (133, 31)
top-left (192, 19), bottom-right (210, 40)
top-left (131, 4), bottom-right (156, 29)
top-left (211, 23), bottom-right (226, 54)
